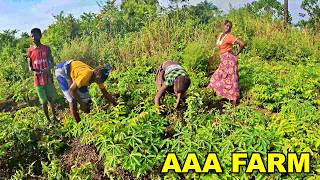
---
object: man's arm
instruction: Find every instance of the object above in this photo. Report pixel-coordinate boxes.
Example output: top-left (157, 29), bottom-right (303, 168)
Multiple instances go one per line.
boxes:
top-left (98, 83), bottom-right (116, 105)
top-left (69, 81), bottom-right (91, 113)
top-left (69, 81), bottom-right (84, 105)
top-left (154, 84), bottom-right (167, 107)
top-left (47, 47), bottom-right (55, 70)
top-left (27, 57), bottom-right (34, 72)
top-left (26, 50), bottom-right (34, 72)
top-left (156, 68), bottom-right (165, 90)
top-left (69, 101), bottom-right (81, 123)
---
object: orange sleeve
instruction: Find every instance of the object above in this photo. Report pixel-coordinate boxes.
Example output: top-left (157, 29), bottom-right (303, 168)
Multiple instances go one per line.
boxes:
top-left (226, 34), bottom-right (237, 45)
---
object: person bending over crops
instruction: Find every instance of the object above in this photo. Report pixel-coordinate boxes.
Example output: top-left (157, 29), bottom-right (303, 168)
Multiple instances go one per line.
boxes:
top-left (155, 60), bottom-right (191, 109)
top-left (27, 28), bottom-right (59, 122)
top-left (55, 60), bottom-right (116, 122)
top-left (207, 20), bottom-right (246, 105)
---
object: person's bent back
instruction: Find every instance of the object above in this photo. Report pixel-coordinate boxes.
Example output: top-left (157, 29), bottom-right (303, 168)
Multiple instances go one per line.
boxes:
top-left (155, 60), bottom-right (191, 109)
top-left (55, 60), bottom-right (116, 122)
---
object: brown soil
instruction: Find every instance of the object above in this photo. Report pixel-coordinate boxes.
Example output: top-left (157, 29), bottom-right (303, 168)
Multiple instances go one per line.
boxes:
top-left (164, 125), bottom-right (175, 139)
top-left (0, 98), bottom-right (40, 113)
top-left (0, 99), bottom-right (18, 112)
top-left (59, 139), bottom-right (105, 180)
top-left (255, 106), bottom-right (273, 116)
top-left (109, 168), bottom-right (136, 179)
top-left (107, 166), bottom-right (164, 180)
top-left (141, 165), bottom-right (163, 180)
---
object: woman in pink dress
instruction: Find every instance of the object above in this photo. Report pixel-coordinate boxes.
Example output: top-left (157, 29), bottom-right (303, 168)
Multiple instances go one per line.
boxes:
top-left (207, 20), bottom-right (246, 105)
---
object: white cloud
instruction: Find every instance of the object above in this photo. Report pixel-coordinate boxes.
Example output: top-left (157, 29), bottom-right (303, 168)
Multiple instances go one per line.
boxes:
top-left (0, 0), bottom-right (100, 34)
top-left (187, 0), bottom-right (255, 11)
top-left (0, 0), bottom-right (308, 35)
top-left (31, 0), bottom-right (98, 15)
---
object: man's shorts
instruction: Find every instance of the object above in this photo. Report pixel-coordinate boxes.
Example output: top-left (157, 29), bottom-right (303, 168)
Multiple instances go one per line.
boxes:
top-left (35, 83), bottom-right (58, 104)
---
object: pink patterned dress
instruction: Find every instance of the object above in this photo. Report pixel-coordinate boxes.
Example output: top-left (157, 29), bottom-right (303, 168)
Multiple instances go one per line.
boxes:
top-left (208, 33), bottom-right (240, 101)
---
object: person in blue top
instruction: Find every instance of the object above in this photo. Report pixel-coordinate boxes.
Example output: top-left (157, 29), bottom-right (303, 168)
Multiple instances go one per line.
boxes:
top-left (55, 60), bottom-right (116, 122)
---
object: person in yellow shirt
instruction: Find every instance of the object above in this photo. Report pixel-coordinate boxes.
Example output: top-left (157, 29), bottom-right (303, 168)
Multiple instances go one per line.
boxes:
top-left (55, 60), bottom-right (116, 122)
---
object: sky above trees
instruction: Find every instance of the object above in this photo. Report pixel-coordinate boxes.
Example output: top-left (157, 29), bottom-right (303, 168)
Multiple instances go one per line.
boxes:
top-left (0, 0), bottom-right (307, 34)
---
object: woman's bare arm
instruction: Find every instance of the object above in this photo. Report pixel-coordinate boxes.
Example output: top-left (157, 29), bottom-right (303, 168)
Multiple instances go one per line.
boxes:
top-left (98, 83), bottom-right (116, 105)
top-left (154, 85), bottom-right (167, 106)
top-left (235, 39), bottom-right (246, 56)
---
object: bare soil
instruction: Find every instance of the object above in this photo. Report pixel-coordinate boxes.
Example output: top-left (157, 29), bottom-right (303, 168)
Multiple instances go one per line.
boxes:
top-left (60, 139), bottom-right (105, 180)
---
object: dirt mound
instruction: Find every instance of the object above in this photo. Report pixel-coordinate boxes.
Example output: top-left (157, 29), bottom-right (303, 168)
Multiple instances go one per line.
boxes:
top-left (110, 168), bottom-right (136, 180)
top-left (0, 98), bottom-right (41, 113)
top-left (0, 99), bottom-right (18, 112)
top-left (60, 139), bottom-right (105, 179)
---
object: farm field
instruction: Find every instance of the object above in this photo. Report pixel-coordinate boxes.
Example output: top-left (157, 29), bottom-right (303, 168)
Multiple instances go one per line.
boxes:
top-left (0, 1), bottom-right (319, 179)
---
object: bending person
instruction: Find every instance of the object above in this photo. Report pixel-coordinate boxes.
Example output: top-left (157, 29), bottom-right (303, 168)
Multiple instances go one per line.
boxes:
top-left (207, 20), bottom-right (246, 105)
top-left (155, 60), bottom-right (191, 109)
top-left (55, 60), bottom-right (116, 122)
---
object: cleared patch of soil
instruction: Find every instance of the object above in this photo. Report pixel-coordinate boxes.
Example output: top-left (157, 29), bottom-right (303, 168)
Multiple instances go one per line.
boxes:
top-left (60, 139), bottom-right (105, 180)
top-left (0, 99), bottom-right (18, 112)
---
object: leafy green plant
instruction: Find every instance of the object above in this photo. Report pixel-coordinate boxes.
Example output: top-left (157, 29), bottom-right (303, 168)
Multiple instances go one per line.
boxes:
top-left (182, 42), bottom-right (210, 72)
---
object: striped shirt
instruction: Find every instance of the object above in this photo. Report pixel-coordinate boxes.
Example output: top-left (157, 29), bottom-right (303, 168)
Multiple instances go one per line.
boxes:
top-left (27, 44), bottom-right (53, 87)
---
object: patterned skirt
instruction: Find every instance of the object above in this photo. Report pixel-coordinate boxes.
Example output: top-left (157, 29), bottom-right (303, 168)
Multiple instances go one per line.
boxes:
top-left (208, 52), bottom-right (240, 101)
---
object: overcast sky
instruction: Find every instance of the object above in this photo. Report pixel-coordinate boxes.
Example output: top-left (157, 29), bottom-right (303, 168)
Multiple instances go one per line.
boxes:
top-left (0, 0), bottom-right (307, 35)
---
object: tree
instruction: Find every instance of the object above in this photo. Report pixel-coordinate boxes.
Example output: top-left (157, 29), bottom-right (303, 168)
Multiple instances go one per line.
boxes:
top-left (169, 0), bottom-right (189, 9)
top-left (188, 1), bottom-right (222, 24)
top-left (245, 0), bottom-right (291, 22)
top-left (299, 0), bottom-right (320, 29)
top-left (0, 30), bottom-right (17, 49)
top-left (120, 0), bottom-right (159, 32)
top-left (284, 0), bottom-right (288, 28)
top-left (42, 11), bottom-right (79, 58)
top-left (79, 12), bottom-right (99, 37)
top-left (97, 0), bottom-right (125, 35)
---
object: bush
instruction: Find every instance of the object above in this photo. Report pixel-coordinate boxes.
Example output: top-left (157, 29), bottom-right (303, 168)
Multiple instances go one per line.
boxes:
top-left (59, 37), bottom-right (101, 67)
top-left (182, 42), bottom-right (210, 72)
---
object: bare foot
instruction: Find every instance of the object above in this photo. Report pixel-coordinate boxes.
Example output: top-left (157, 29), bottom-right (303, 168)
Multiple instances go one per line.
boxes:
top-left (231, 100), bottom-right (238, 106)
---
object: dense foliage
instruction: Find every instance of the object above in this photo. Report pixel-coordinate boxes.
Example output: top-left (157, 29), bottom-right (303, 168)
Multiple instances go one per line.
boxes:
top-left (0, 0), bottom-right (319, 179)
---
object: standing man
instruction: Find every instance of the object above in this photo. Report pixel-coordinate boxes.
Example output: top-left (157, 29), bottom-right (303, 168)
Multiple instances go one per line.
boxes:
top-left (27, 28), bottom-right (58, 122)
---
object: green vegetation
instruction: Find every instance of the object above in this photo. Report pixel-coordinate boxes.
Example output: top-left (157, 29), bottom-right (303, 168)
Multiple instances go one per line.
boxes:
top-left (0, 0), bottom-right (319, 179)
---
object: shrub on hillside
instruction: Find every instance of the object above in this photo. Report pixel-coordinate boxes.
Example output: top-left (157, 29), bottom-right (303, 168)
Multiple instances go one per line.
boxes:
top-left (59, 37), bottom-right (102, 67)
top-left (182, 42), bottom-right (209, 72)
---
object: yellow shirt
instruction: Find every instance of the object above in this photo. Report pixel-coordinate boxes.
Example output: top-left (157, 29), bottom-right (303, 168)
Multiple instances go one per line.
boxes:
top-left (70, 61), bottom-right (94, 88)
